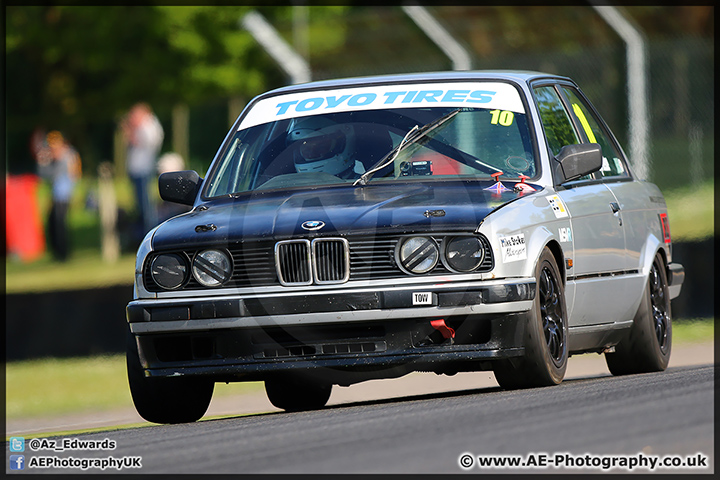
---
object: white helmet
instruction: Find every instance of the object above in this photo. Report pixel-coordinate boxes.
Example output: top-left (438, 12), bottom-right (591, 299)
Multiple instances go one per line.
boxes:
top-left (287, 117), bottom-right (355, 176)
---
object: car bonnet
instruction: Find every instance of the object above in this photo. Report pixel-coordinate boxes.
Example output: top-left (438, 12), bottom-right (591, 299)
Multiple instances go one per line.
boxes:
top-left (151, 181), bottom-right (541, 250)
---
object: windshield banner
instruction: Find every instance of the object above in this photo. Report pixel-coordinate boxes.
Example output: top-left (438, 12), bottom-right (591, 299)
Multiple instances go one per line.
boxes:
top-left (238, 82), bottom-right (525, 130)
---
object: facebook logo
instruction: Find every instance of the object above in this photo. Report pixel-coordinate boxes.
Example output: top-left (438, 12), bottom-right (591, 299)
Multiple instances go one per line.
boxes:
top-left (9, 437), bottom-right (25, 452)
top-left (9, 455), bottom-right (25, 470)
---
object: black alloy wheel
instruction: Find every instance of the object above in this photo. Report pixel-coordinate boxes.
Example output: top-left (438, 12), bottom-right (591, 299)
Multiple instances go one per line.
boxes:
top-left (605, 252), bottom-right (672, 375)
top-left (539, 265), bottom-right (565, 366)
top-left (493, 247), bottom-right (568, 389)
top-left (649, 261), bottom-right (670, 354)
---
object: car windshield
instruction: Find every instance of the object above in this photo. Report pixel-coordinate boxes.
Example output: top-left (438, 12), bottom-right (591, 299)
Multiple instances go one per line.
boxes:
top-left (203, 82), bottom-right (537, 197)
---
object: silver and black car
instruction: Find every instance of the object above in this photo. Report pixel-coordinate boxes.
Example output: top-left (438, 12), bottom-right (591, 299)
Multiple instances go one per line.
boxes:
top-left (126, 71), bottom-right (684, 423)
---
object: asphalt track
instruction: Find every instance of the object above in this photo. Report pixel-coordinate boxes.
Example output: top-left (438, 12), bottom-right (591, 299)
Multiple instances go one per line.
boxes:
top-left (9, 364), bottom-right (714, 474)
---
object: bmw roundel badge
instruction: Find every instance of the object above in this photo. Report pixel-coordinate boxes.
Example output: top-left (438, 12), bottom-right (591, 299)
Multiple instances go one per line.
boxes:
top-left (301, 220), bottom-right (325, 231)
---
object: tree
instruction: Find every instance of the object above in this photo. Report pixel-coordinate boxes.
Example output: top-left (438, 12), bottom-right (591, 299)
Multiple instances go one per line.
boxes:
top-left (4, 5), bottom-right (307, 173)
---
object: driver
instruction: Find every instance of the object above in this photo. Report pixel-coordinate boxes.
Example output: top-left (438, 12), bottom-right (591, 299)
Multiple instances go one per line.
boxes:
top-left (286, 117), bottom-right (365, 178)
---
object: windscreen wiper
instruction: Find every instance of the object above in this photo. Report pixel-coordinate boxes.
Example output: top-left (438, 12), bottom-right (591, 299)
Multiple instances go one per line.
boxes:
top-left (353, 108), bottom-right (462, 186)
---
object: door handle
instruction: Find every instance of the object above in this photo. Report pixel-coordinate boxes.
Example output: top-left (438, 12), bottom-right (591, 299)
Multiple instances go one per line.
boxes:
top-left (609, 202), bottom-right (622, 226)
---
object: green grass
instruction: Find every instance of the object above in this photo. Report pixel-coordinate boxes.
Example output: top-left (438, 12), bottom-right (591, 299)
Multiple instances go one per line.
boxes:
top-left (5, 355), bottom-right (263, 420)
top-left (5, 251), bottom-right (137, 294)
top-left (5, 355), bottom-right (134, 419)
top-left (5, 319), bottom-right (714, 422)
top-left (663, 179), bottom-right (714, 242)
top-left (672, 318), bottom-right (715, 344)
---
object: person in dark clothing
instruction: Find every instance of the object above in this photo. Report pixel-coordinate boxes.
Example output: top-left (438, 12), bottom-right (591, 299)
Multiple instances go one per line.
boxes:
top-left (35, 130), bottom-right (81, 261)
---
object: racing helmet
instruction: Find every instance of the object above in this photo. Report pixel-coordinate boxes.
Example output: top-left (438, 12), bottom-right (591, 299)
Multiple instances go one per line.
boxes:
top-left (287, 117), bottom-right (355, 176)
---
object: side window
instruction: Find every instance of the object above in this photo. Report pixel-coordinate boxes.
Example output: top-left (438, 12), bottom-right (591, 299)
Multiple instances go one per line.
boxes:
top-left (561, 87), bottom-right (628, 178)
top-left (532, 86), bottom-right (579, 156)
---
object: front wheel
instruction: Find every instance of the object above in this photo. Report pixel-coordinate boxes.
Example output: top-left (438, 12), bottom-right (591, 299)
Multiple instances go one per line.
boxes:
top-left (493, 248), bottom-right (568, 389)
top-left (265, 374), bottom-right (332, 412)
top-left (605, 252), bottom-right (672, 375)
top-left (127, 330), bottom-right (214, 424)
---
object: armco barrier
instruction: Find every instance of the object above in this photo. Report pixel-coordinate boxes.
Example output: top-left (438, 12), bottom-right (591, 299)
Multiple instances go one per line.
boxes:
top-left (5, 285), bottom-right (132, 361)
top-left (3, 239), bottom-right (713, 361)
top-left (670, 237), bottom-right (714, 320)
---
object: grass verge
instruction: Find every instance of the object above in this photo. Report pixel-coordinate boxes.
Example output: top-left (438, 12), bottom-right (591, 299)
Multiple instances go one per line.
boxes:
top-left (663, 179), bottom-right (714, 242)
top-left (5, 318), bottom-right (714, 422)
top-left (5, 354), bottom-right (264, 420)
top-left (5, 251), bottom-right (137, 294)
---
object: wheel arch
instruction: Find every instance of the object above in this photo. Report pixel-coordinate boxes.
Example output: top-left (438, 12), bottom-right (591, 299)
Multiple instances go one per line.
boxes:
top-left (523, 226), bottom-right (566, 285)
top-left (638, 233), bottom-right (666, 278)
top-left (544, 239), bottom-right (566, 286)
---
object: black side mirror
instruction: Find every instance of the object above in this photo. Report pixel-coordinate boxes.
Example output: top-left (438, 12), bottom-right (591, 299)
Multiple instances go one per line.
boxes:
top-left (158, 170), bottom-right (202, 206)
top-left (555, 143), bottom-right (602, 184)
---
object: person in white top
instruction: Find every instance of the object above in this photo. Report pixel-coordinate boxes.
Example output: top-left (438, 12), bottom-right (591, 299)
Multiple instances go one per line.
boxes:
top-left (121, 103), bottom-right (164, 240)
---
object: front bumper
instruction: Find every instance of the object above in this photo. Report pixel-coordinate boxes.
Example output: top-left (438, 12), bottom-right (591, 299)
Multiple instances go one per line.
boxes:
top-left (127, 279), bottom-right (535, 382)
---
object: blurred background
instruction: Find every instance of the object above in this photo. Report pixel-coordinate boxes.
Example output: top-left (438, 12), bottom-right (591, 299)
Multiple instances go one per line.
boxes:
top-left (3, 5), bottom-right (714, 423)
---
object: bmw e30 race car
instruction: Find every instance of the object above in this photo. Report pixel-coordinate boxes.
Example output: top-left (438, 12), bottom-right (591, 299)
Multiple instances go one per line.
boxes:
top-left (126, 71), bottom-right (684, 423)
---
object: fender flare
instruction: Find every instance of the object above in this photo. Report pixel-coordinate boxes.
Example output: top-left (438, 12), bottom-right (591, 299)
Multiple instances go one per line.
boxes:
top-left (638, 233), bottom-right (665, 277)
top-left (523, 226), bottom-right (566, 282)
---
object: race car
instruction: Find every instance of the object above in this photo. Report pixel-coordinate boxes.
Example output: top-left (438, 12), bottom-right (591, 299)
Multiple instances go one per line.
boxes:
top-left (126, 71), bottom-right (684, 423)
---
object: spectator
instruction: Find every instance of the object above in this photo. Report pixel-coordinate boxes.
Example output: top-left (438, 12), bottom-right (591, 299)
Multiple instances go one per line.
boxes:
top-left (35, 130), bottom-right (82, 261)
top-left (120, 102), bottom-right (164, 241)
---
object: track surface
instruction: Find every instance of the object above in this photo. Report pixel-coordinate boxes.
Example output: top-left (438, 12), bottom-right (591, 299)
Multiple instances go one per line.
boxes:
top-left (8, 364), bottom-right (714, 474)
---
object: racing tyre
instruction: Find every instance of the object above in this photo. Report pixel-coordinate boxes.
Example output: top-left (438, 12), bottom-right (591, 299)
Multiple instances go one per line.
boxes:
top-left (126, 330), bottom-right (214, 424)
top-left (605, 252), bottom-right (671, 375)
top-left (265, 375), bottom-right (332, 412)
top-left (493, 248), bottom-right (568, 389)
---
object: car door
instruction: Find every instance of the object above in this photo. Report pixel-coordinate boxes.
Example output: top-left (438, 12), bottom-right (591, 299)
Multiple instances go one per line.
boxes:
top-left (559, 86), bottom-right (651, 317)
top-left (532, 83), bottom-right (629, 327)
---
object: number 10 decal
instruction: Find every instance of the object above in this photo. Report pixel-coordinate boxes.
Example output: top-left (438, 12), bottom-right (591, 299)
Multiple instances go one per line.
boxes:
top-left (489, 109), bottom-right (515, 126)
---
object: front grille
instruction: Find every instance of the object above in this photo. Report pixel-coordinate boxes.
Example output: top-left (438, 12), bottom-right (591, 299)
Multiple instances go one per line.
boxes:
top-left (275, 240), bottom-right (312, 286)
top-left (313, 238), bottom-right (349, 283)
top-left (144, 233), bottom-right (493, 291)
top-left (275, 238), bottom-right (349, 285)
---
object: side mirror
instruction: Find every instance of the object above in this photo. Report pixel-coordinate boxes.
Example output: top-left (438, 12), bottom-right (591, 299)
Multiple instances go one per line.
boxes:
top-left (555, 143), bottom-right (602, 184)
top-left (158, 170), bottom-right (202, 206)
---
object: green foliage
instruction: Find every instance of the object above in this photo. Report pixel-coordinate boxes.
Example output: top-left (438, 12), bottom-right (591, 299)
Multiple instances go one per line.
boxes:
top-left (5, 6), bottom-right (348, 174)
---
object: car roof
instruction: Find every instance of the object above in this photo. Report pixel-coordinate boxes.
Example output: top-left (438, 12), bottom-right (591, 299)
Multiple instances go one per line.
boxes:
top-left (261, 70), bottom-right (573, 97)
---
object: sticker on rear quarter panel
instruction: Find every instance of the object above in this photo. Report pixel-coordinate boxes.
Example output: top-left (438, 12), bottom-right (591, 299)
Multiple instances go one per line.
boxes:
top-left (499, 233), bottom-right (527, 263)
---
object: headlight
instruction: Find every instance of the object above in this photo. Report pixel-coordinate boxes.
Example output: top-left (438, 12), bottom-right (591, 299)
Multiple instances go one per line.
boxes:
top-left (150, 253), bottom-right (188, 289)
top-left (192, 249), bottom-right (232, 287)
top-left (397, 236), bottom-right (439, 274)
top-left (444, 236), bottom-right (485, 272)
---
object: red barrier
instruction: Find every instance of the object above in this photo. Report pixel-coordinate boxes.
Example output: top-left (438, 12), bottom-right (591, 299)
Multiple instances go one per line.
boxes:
top-left (5, 174), bottom-right (45, 262)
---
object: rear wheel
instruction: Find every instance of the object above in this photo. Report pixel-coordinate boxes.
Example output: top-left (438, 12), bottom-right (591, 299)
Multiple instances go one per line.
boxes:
top-left (265, 375), bottom-right (332, 412)
top-left (126, 330), bottom-right (214, 424)
top-left (606, 252), bottom-right (671, 375)
top-left (493, 248), bottom-right (568, 389)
